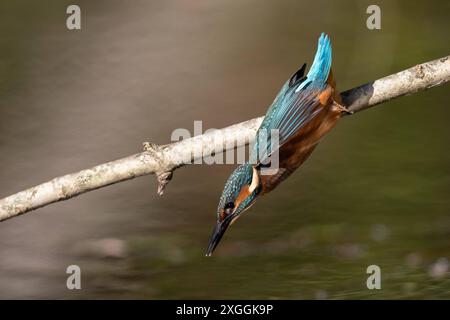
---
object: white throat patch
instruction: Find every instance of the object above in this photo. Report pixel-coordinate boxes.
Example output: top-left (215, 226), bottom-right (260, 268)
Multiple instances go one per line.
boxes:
top-left (249, 166), bottom-right (259, 193)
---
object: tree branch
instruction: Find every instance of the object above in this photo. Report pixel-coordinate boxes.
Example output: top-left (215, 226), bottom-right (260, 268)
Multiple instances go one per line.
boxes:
top-left (1, 56), bottom-right (449, 222)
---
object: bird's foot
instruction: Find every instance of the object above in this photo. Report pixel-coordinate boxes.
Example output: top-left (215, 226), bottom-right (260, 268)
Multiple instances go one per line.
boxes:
top-left (332, 101), bottom-right (354, 116)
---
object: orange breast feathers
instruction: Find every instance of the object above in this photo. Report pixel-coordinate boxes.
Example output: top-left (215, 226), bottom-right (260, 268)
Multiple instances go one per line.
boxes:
top-left (233, 167), bottom-right (259, 210)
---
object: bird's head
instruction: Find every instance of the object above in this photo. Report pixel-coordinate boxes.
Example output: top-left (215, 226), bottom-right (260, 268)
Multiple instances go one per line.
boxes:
top-left (206, 163), bottom-right (261, 256)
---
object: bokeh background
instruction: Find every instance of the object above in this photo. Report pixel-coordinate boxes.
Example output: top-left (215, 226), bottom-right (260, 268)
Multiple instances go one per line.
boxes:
top-left (0, 0), bottom-right (449, 299)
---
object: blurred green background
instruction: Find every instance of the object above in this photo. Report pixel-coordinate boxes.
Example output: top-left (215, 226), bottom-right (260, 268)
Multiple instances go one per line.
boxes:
top-left (0, 0), bottom-right (449, 299)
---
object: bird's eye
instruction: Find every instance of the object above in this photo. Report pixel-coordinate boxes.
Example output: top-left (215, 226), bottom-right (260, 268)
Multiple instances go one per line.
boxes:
top-left (220, 202), bottom-right (235, 221)
top-left (224, 202), bottom-right (235, 210)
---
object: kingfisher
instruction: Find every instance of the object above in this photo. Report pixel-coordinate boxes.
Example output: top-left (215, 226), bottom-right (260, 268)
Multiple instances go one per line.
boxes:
top-left (206, 33), bottom-right (351, 256)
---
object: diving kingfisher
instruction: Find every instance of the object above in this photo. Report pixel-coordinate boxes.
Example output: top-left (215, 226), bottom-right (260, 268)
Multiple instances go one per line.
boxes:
top-left (206, 33), bottom-right (351, 256)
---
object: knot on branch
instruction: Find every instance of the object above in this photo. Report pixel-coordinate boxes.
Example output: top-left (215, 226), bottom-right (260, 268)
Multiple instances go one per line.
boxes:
top-left (415, 64), bottom-right (425, 80)
top-left (156, 171), bottom-right (173, 196)
top-left (143, 142), bottom-right (162, 154)
top-left (143, 142), bottom-right (174, 196)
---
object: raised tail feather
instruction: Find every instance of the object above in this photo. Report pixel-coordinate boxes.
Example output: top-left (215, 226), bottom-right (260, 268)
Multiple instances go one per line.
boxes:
top-left (296, 33), bottom-right (332, 91)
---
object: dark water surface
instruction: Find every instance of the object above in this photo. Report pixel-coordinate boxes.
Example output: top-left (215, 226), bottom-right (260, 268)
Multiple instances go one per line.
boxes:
top-left (0, 0), bottom-right (449, 299)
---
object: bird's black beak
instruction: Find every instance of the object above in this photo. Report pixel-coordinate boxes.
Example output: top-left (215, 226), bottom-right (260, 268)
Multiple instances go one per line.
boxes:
top-left (205, 215), bottom-right (233, 256)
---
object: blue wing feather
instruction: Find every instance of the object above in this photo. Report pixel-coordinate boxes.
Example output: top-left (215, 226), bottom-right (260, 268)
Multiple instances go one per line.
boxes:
top-left (252, 33), bottom-right (332, 165)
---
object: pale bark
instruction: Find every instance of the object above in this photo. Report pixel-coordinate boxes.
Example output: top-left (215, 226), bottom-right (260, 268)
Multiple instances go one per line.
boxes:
top-left (1, 55), bottom-right (449, 222)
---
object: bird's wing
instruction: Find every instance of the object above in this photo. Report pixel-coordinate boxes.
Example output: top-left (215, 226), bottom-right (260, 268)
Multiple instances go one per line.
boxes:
top-left (253, 83), bottom-right (326, 166)
top-left (252, 33), bottom-right (333, 166)
top-left (260, 63), bottom-right (307, 122)
top-left (273, 86), bottom-right (324, 143)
